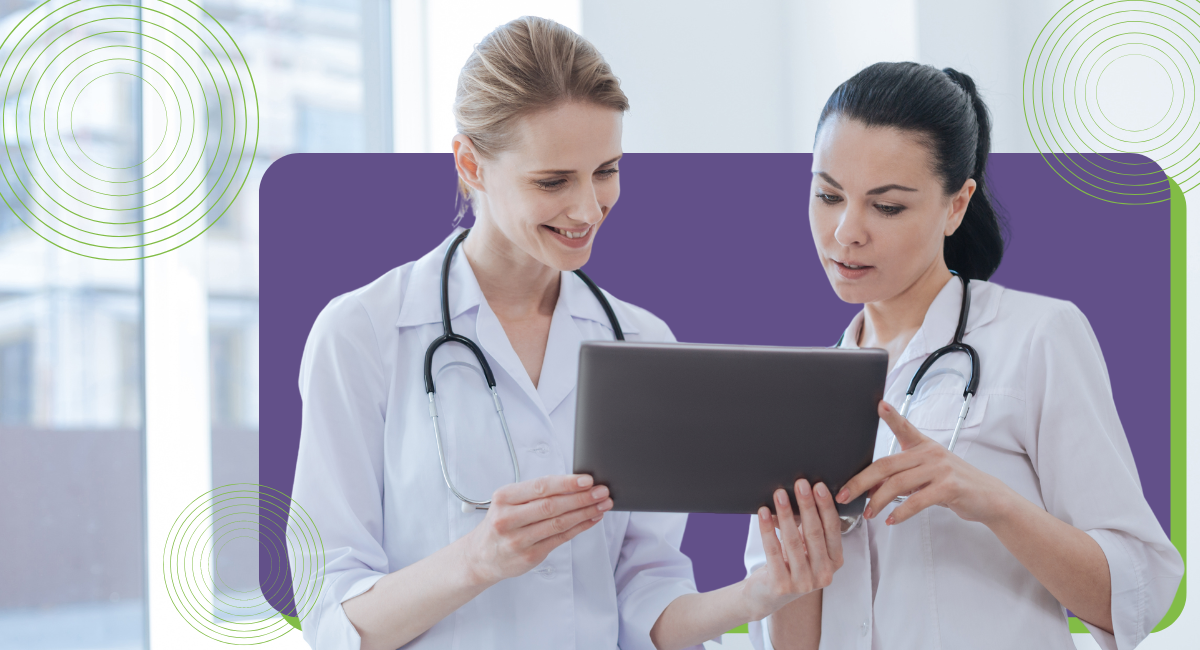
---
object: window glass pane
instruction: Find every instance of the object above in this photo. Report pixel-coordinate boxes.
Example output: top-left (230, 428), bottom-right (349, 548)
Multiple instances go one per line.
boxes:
top-left (0, 0), bottom-right (146, 646)
top-left (199, 0), bottom-right (379, 609)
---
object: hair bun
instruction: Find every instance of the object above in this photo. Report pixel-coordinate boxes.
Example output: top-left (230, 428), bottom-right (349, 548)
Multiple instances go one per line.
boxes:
top-left (941, 67), bottom-right (978, 98)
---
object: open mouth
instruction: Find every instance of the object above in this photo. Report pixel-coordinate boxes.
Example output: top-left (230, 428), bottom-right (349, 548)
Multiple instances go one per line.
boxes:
top-left (832, 258), bottom-right (874, 278)
top-left (543, 224), bottom-right (591, 240)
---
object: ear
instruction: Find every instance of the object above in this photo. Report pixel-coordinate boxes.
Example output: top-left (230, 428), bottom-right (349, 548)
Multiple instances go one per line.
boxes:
top-left (944, 177), bottom-right (976, 237)
top-left (452, 134), bottom-right (486, 194)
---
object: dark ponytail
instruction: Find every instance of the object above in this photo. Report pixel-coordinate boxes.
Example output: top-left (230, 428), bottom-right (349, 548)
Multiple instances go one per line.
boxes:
top-left (816, 62), bottom-right (1006, 280)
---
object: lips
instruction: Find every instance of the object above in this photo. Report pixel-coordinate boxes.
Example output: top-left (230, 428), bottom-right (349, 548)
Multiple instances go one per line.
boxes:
top-left (545, 225), bottom-right (590, 239)
top-left (542, 224), bottom-right (593, 249)
top-left (832, 258), bottom-right (873, 279)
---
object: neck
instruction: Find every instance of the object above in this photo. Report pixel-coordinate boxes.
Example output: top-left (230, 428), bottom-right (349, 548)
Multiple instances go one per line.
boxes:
top-left (461, 216), bottom-right (561, 319)
top-left (859, 260), bottom-right (954, 349)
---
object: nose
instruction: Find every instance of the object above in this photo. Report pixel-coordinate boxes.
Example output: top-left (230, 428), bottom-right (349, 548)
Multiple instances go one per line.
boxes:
top-left (573, 179), bottom-right (606, 225)
top-left (833, 201), bottom-right (868, 248)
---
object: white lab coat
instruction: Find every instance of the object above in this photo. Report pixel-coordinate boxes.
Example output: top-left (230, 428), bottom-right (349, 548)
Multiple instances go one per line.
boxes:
top-left (745, 276), bottom-right (1182, 650)
top-left (289, 229), bottom-right (703, 650)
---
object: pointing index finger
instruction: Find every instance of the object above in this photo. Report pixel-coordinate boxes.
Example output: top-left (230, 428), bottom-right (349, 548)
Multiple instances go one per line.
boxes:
top-left (878, 400), bottom-right (928, 451)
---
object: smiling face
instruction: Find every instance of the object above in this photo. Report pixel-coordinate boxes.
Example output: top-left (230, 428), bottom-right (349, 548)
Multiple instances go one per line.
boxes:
top-left (810, 116), bottom-right (973, 305)
top-left (454, 101), bottom-right (623, 272)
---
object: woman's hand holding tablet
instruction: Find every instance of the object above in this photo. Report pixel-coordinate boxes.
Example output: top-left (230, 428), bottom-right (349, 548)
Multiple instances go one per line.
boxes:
top-left (648, 477), bottom-right (843, 650)
top-left (744, 479), bottom-right (844, 619)
top-left (460, 474), bottom-right (613, 585)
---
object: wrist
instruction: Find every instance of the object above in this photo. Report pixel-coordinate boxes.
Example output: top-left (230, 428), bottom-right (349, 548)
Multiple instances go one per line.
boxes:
top-left (979, 480), bottom-right (1024, 530)
top-left (737, 578), bottom-right (788, 623)
top-left (451, 530), bottom-right (494, 590)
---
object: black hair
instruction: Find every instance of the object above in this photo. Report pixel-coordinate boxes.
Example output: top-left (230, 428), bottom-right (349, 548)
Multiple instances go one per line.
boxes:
top-left (816, 62), bottom-right (1006, 281)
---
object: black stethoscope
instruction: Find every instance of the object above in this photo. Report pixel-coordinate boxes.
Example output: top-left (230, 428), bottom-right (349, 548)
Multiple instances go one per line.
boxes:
top-left (424, 228), bottom-right (624, 512)
top-left (837, 271), bottom-right (980, 531)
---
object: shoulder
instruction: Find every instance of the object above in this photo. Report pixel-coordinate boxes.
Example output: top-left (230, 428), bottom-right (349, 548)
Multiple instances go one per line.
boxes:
top-left (978, 282), bottom-right (1103, 378)
top-left (982, 280), bottom-right (1090, 334)
top-left (607, 292), bottom-right (676, 343)
top-left (307, 262), bottom-right (416, 352)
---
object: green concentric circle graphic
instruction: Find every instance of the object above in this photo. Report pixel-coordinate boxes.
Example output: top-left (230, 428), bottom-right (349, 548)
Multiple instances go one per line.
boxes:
top-left (0, 0), bottom-right (258, 259)
top-left (163, 484), bottom-right (325, 644)
top-left (1023, 0), bottom-right (1200, 204)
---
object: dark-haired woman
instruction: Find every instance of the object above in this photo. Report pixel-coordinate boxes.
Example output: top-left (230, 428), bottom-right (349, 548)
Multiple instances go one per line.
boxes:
top-left (744, 62), bottom-right (1182, 650)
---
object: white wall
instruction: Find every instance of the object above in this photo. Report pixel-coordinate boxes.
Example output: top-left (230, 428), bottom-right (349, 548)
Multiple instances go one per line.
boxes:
top-left (582, 0), bottom-right (793, 152)
top-left (580, 0), bottom-right (1066, 154)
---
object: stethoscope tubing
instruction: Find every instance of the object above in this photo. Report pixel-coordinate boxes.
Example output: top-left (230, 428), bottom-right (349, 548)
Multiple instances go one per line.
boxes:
top-left (423, 228), bottom-right (622, 511)
top-left (842, 272), bottom-right (981, 528)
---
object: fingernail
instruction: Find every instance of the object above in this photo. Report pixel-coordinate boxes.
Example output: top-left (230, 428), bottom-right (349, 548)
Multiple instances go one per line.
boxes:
top-left (759, 507), bottom-right (770, 521)
top-left (886, 515), bottom-right (895, 525)
top-left (864, 506), bottom-right (873, 519)
top-left (577, 475), bottom-right (591, 487)
top-left (598, 499), bottom-right (612, 511)
top-left (591, 486), bottom-right (608, 500)
top-left (592, 515), bottom-right (603, 522)
top-left (798, 480), bottom-right (811, 497)
top-left (776, 490), bottom-right (787, 506)
top-left (836, 488), bottom-right (849, 503)
top-left (882, 403), bottom-right (891, 413)
top-left (815, 483), bottom-right (829, 499)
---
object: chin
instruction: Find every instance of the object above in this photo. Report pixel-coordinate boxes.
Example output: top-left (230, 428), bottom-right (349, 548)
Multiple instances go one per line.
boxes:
top-left (828, 276), bottom-right (874, 305)
top-left (546, 246), bottom-right (593, 272)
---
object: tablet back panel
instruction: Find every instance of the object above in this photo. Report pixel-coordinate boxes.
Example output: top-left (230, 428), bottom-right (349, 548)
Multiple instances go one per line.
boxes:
top-left (573, 341), bottom-right (887, 517)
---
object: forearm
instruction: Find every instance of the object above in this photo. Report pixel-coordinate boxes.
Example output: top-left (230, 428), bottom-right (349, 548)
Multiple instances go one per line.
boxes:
top-left (342, 537), bottom-right (492, 650)
top-left (766, 590), bottom-right (821, 650)
top-left (649, 582), bottom-right (754, 650)
top-left (650, 581), bottom-right (823, 650)
top-left (987, 492), bottom-right (1113, 633)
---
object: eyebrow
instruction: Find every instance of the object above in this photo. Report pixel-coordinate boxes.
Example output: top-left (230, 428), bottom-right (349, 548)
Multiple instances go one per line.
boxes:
top-left (530, 155), bottom-right (622, 175)
top-left (814, 171), bottom-right (918, 195)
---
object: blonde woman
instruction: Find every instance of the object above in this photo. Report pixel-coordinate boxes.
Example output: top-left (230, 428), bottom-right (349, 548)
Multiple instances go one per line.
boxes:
top-left (290, 17), bottom-right (842, 650)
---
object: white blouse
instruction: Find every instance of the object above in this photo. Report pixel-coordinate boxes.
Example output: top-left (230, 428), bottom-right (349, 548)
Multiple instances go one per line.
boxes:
top-left (745, 276), bottom-right (1182, 650)
top-left (289, 229), bottom-right (703, 650)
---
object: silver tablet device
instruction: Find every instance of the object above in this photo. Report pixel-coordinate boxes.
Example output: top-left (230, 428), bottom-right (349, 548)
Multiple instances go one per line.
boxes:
top-left (572, 341), bottom-right (887, 518)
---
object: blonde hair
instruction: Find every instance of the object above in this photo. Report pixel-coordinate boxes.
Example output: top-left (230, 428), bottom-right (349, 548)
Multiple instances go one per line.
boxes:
top-left (453, 16), bottom-right (629, 222)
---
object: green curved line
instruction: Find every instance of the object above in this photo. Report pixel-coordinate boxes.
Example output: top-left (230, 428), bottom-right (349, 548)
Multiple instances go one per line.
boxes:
top-left (1091, 54), bottom-right (1174, 136)
top-left (0, 0), bottom-right (257, 259)
top-left (1023, 1), bottom-right (1200, 203)
top-left (70, 70), bottom-right (169, 170)
top-left (10, 14), bottom-right (223, 229)
top-left (1043, 14), bottom-right (1181, 196)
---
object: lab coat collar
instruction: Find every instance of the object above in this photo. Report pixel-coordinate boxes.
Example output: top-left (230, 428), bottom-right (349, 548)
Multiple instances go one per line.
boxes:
top-left (395, 229), bottom-right (642, 336)
top-left (532, 272), bottom-right (641, 414)
top-left (560, 271), bottom-right (641, 336)
top-left (396, 228), bottom-right (639, 417)
top-left (395, 228), bottom-right (485, 329)
top-left (837, 275), bottom-right (1002, 362)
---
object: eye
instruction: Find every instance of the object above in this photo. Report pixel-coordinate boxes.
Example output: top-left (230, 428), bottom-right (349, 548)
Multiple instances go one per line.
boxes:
top-left (596, 167), bottom-right (618, 179)
top-left (816, 193), bottom-right (843, 205)
top-left (535, 178), bottom-right (568, 190)
top-left (875, 203), bottom-right (905, 216)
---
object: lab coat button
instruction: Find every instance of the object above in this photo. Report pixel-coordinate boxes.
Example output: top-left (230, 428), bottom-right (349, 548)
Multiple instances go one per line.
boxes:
top-left (536, 564), bottom-right (556, 579)
top-left (860, 621), bottom-right (869, 636)
top-left (529, 443), bottom-right (550, 455)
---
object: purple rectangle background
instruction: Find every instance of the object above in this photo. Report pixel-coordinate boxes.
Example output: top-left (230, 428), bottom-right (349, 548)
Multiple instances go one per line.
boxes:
top-left (259, 153), bottom-right (1169, 611)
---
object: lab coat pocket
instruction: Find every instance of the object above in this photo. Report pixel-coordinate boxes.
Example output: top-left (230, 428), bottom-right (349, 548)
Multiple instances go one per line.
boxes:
top-left (902, 392), bottom-right (989, 458)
